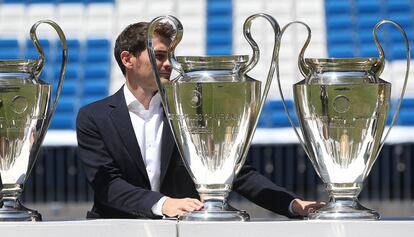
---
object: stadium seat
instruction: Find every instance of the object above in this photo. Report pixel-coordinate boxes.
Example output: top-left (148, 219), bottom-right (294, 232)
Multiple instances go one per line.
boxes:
top-left (356, 0), bottom-right (381, 14)
top-left (325, 0), bottom-right (350, 15)
top-left (0, 38), bottom-right (20, 59)
top-left (397, 109), bottom-right (414, 126)
top-left (56, 96), bottom-right (76, 113)
top-left (50, 113), bottom-right (75, 129)
top-left (385, 0), bottom-right (411, 12)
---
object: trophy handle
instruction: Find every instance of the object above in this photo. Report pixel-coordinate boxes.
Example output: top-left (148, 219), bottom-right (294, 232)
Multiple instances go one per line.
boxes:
top-left (373, 20), bottom-right (410, 150)
top-left (147, 15), bottom-right (184, 111)
top-left (235, 13), bottom-right (281, 174)
top-left (276, 21), bottom-right (313, 157)
top-left (30, 19), bottom-right (68, 133)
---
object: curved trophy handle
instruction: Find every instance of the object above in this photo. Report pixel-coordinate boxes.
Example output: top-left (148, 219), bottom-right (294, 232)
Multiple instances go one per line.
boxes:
top-left (276, 21), bottom-right (313, 158)
top-left (30, 19), bottom-right (68, 134)
top-left (147, 15), bottom-right (183, 111)
top-left (372, 21), bottom-right (386, 81)
top-left (374, 20), bottom-right (410, 152)
top-left (235, 13), bottom-right (281, 174)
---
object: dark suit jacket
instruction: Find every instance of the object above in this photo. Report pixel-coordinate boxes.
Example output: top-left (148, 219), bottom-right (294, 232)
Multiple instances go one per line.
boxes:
top-left (76, 86), bottom-right (298, 219)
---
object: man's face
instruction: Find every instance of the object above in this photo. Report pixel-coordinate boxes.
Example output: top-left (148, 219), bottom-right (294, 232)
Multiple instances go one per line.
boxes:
top-left (125, 35), bottom-right (172, 92)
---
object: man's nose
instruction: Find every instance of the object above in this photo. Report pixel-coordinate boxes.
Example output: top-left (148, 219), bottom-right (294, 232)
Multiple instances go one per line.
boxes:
top-left (163, 59), bottom-right (172, 70)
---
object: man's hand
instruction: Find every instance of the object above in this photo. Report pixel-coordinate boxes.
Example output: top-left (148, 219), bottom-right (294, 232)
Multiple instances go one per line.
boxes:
top-left (291, 198), bottom-right (325, 217)
top-left (162, 198), bottom-right (204, 217)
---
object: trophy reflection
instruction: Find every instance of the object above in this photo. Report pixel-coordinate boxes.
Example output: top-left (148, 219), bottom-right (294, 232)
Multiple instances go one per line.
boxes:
top-left (147, 14), bottom-right (280, 221)
top-left (0, 20), bottom-right (67, 221)
top-left (277, 20), bottom-right (410, 220)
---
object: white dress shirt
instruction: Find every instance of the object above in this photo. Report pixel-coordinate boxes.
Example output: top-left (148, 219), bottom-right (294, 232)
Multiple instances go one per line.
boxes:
top-left (123, 85), bottom-right (168, 216)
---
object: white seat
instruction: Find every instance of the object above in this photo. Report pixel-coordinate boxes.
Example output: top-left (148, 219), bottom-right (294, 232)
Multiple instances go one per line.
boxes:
top-left (57, 3), bottom-right (86, 39)
top-left (27, 4), bottom-right (58, 39)
top-left (0, 4), bottom-right (26, 38)
top-left (86, 3), bottom-right (115, 37)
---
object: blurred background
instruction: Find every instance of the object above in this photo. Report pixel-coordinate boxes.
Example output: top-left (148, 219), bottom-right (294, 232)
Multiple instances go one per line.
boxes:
top-left (0, 0), bottom-right (413, 220)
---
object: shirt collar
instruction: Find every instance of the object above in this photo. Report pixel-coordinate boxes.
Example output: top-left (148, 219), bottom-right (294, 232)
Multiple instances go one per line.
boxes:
top-left (123, 85), bottom-right (162, 115)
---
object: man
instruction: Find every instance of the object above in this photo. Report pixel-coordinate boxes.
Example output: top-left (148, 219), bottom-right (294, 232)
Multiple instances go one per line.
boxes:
top-left (76, 22), bottom-right (323, 219)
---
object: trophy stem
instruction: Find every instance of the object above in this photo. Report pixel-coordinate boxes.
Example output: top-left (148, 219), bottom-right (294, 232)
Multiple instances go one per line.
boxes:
top-left (309, 183), bottom-right (380, 220)
top-left (0, 184), bottom-right (41, 221)
top-left (179, 184), bottom-right (250, 221)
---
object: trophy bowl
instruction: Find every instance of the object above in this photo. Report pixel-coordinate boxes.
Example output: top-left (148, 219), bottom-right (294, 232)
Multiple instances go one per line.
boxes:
top-left (277, 20), bottom-right (410, 220)
top-left (0, 20), bottom-right (67, 221)
top-left (147, 14), bottom-right (280, 221)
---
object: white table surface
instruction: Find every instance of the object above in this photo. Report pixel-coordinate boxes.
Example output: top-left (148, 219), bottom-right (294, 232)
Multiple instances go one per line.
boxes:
top-left (177, 218), bottom-right (414, 237)
top-left (1, 218), bottom-right (414, 237)
top-left (0, 219), bottom-right (177, 237)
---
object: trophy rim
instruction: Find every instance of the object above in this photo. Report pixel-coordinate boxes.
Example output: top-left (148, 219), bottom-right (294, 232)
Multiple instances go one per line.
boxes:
top-left (305, 57), bottom-right (379, 65)
top-left (0, 59), bottom-right (38, 73)
top-left (176, 55), bottom-right (249, 72)
top-left (176, 55), bottom-right (249, 64)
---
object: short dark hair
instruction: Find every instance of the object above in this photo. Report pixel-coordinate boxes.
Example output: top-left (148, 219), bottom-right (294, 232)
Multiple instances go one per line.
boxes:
top-left (114, 22), bottom-right (175, 76)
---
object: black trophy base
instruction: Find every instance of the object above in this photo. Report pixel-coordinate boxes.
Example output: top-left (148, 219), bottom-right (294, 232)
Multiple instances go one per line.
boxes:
top-left (0, 199), bottom-right (42, 221)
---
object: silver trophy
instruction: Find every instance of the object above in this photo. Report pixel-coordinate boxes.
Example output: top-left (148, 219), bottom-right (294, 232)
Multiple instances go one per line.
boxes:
top-left (0, 20), bottom-right (67, 221)
top-left (277, 20), bottom-right (410, 220)
top-left (147, 14), bottom-right (279, 221)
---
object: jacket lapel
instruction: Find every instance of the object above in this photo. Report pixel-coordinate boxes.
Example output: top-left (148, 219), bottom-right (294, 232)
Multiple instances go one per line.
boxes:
top-left (108, 87), bottom-right (150, 186)
top-left (159, 113), bottom-right (176, 185)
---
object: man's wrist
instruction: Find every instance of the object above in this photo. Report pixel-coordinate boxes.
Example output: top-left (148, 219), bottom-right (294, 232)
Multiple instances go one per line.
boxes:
top-left (151, 196), bottom-right (169, 216)
top-left (288, 198), bottom-right (299, 216)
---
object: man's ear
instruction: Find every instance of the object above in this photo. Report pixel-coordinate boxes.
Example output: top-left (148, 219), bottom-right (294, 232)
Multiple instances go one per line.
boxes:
top-left (121, 51), bottom-right (135, 70)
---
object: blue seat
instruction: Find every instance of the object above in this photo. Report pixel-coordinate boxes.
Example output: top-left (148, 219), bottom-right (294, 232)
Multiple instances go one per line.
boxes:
top-left (356, 15), bottom-right (382, 30)
top-left (329, 45), bottom-right (355, 58)
top-left (2, 0), bottom-right (26, 3)
top-left (56, 96), bottom-right (76, 113)
top-left (0, 39), bottom-right (19, 48)
top-left (50, 113), bottom-right (75, 129)
top-left (270, 112), bottom-right (297, 128)
top-left (385, 0), bottom-right (411, 12)
top-left (86, 0), bottom-right (114, 3)
top-left (84, 64), bottom-right (110, 80)
top-left (86, 38), bottom-right (110, 49)
top-left (327, 30), bottom-right (354, 45)
top-left (85, 50), bottom-right (110, 64)
top-left (0, 50), bottom-right (20, 60)
top-left (263, 100), bottom-right (294, 112)
top-left (207, 17), bottom-right (232, 31)
top-left (207, 1), bottom-right (232, 16)
top-left (83, 80), bottom-right (108, 95)
top-left (58, 0), bottom-right (87, 3)
top-left (29, 0), bottom-right (58, 3)
top-left (356, 0), bottom-right (381, 14)
top-left (0, 39), bottom-right (20, 59)
top-left (400, 98), bottom-right (414, 109)
top-left (207, 34), bottom-right (232, 45)
top-left (396, 109), bottom-right (414, 126)
top-left (325, 0), bottom-right (351, 15)
top-left (326, 15), bottom-right (352, 30)
top-left (389, 14), bottom-right (412, 29)
top-left (360, 44), bottom-right (379, 57)
top-left (206, 46), bottom-right (232, 56)
top-left (60, 80), bottom-right (78, 96)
